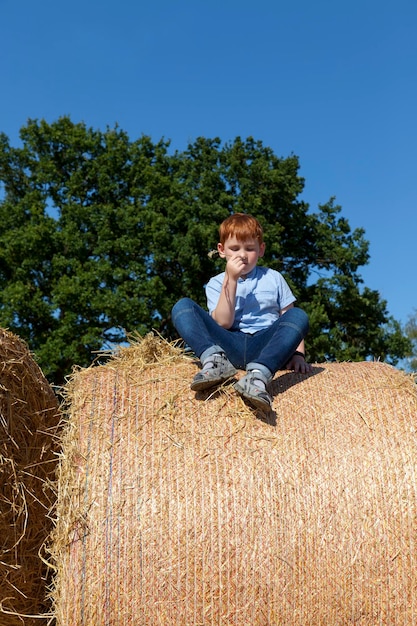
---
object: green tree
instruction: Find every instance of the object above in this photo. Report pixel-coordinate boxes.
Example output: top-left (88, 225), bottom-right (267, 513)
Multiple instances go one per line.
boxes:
top-left (0, 118), bottom-right (172, 381)
top-left (404, 310), bottom-right (417, 371)
top-left (0, 117), bottom-right (411, 383)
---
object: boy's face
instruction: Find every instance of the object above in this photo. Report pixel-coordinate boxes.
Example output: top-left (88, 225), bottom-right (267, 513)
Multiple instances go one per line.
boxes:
top-left (217, 235), bottom-right (265, 277)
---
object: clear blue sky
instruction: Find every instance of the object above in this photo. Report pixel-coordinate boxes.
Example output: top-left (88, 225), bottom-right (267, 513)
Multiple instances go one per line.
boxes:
top-left (1, 0), bottom-right (416, 326)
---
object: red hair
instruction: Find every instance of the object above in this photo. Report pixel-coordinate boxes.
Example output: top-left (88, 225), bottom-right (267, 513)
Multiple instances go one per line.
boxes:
top-left (219, 213), bottom-right (264, 245)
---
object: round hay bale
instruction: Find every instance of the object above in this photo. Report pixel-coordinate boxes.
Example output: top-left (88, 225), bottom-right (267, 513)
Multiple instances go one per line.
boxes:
top-left (0, 328), bottom-right (61, 625)
top-left (51, 335), bottom-right (417, 625)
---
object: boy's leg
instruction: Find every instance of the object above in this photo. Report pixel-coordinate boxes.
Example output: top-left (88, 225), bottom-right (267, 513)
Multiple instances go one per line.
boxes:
top-left (171, 298), bottom-right (238, 390)
top-left (247, 307), bottom-right (309, 374)
top-left (235, 308), bottom-right (310, 409)
top-left (172, 297), bottom-right (236, 360)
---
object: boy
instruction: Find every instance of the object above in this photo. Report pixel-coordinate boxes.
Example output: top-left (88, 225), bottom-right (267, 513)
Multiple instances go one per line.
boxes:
top-left (171, 213), bottom-right (312, 410)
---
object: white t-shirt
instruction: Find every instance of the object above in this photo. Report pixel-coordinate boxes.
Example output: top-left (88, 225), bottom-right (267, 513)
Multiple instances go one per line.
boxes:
top-left (205, 266), bottom-right (296, 334)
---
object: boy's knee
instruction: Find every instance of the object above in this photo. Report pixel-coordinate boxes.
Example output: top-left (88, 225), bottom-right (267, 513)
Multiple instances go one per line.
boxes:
top-left (296, 307), bottom-right (309, 334)
top-left (286, 307), bottom-right (309, 334)
top-left (171, 297), bottom-right (195, 320)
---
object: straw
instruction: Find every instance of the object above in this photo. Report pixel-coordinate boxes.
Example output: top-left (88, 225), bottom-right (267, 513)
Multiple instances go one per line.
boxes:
top-left (51, 334), bottom-right (417, 625)
top-left (0, 328), bottom-right (61, 625)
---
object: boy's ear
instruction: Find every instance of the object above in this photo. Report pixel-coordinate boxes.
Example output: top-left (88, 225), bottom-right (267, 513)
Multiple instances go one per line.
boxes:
top-left (259, 242), bottom-right (266, 258)
top-left (217, 243), bottom-right (226, 258)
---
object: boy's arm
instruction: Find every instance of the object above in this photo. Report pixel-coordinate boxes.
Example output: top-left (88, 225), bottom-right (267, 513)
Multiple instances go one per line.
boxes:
top-left (212, 255), bottom-right (246, 328)
top-left (212, 273), bottom-right (238, 328)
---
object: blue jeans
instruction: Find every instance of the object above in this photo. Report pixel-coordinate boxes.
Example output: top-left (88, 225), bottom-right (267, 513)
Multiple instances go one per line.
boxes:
top-left (171, 297), bottom-right (309, 378)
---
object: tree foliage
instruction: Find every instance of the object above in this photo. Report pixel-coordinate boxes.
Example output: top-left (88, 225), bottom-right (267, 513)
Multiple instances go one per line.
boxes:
top-left (0, 117), bottom-right (411, 383)
top-left (404, 310), bottom-right (417, 372)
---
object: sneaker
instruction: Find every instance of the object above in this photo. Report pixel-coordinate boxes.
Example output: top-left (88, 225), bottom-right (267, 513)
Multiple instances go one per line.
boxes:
top-left (191, 353), bottom-right (237, 391)
top-left (234, 370), bottom-right (272, 410)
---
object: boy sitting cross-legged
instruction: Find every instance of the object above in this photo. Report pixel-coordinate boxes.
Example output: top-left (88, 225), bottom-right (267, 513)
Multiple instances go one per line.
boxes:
top-left (171, 213), bottom-right (312, 411)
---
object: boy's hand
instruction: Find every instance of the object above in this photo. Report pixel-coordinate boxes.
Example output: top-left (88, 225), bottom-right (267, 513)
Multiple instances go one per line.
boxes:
top-left (286, 354), bottom-right (313, 374)
top-left (225, 254), bottom-right (248, 280)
